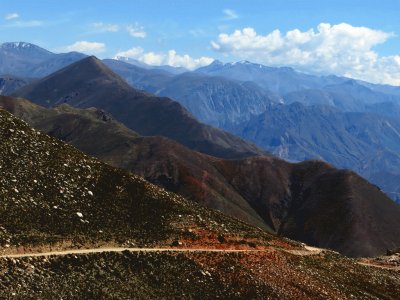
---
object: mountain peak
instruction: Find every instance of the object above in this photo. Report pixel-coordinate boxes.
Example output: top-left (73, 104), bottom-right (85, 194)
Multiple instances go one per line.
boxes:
top-left (0, 42), bottom-right (52, 53)
top-left (12, 56), bottom-right (135, 108)
top-left (60, 55), bottom-right (125, 80)
top-left (209, 59), bottom-right (224, 66)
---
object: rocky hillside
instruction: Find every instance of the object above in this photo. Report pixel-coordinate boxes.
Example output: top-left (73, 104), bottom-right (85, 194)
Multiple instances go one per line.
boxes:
top-left (2, 96), bottom-right (400, 258)
top-left (0, 106), bottom-right (276, 252)
top-left (1, 106), bottom-right (400, 298)
top-left (0, 96), bottom-right (271, 231)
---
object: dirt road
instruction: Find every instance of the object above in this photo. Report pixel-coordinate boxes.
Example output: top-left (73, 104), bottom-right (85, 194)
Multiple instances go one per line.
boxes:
top-left (0, 247), bottom-right (264, 258)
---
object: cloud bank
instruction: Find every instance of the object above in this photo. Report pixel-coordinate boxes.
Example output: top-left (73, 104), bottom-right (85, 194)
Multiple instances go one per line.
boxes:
top-left (211, 23), bottom-right (400, 85)
top-left (115, 47), bottom-right (213, 70)
top-left (91, 22), bottom-right (119, 32)
top-left (223, 9), bottom-right (239, 20)
top-left (5, 13), bottom-right (19, 20)
top-left (66, 41), bottom-right (105, 54)
top-left (126, 24), bottom-right (146, 38)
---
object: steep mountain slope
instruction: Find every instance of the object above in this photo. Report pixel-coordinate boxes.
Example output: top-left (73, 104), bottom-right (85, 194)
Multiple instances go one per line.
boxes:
top-left (0, 106), bottom-right (274, 251)
top-left (13, 56), bottom-right (264, 159)
top-left (0, 75), bottom-right (32, 95)
top-left (0, 96), bottom-right (272, 231)
top-left (0, 42), bottom-right (86, 77)
top-left (216, 158), bottom-right (400, 257)
top-left (3, 96), bottom-right (400, 257)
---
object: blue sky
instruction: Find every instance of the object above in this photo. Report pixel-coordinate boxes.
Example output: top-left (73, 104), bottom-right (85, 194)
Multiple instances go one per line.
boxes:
top-left (1, 0), bottom-right (400, 84)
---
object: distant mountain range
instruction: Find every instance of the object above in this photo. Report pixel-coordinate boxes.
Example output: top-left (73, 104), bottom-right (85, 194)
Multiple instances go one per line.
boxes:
top-left (0, 42), bottom-right (87, 77)
top-left (115, 55), bottom-right (189, 74)
top-left (102, 59), bottom-right (281, 128)
top-left (0, 42), bottom-right (186, 78)
top-left (12, 56), bottom-right (265, 159)
top-left (1, 42), bottom-right (400, 204)
top-left (102, 58), bottom-right (400, 202)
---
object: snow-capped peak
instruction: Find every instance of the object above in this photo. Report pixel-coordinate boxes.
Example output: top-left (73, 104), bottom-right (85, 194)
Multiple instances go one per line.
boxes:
top-left (0, 42), bottom-right (37, 49)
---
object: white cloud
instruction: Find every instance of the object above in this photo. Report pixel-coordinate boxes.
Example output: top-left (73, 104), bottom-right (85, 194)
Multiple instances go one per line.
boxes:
top-left (115, 47), bottom-right (214, 70)
top-left (5, 13), bottom-right (19, 20)
top-left (126, 24), bottom-right (146, 38)
top-left (4, 20), bottom-right (43, 28)
top-left (223, 9), bottom-right (239, 20)
top-left (211, 23), bottom-right (400, 85)
top-left (65, 41), bottom-right (106, 54)
top-left (91, 22), bottom-right (119, 32)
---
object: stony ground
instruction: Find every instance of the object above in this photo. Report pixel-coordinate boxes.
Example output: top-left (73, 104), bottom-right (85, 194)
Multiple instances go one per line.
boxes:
top-left (0, 249), bottom-right (399, 300)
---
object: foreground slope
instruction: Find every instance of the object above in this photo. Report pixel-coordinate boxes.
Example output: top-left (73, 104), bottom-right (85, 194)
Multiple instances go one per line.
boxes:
top-left (13, 56), bottom-right (265, 159)
top-left (2, 96), bottom-right (400, 257)
top-left (0, 107), bottom-right (400, 299)
top-left (0, 107), bottom-right (274, 252)
top-left (0, 96), bottom-right (270, 231)
top-left (2, 250), bottom-right (400, 299)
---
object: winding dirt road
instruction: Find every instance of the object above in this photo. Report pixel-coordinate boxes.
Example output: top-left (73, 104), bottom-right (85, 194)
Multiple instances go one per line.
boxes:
top-left (0, 247), bottom-right (264, 258)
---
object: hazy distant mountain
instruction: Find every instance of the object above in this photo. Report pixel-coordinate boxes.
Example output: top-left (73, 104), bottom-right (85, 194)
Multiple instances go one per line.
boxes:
top-left (0, 42), bottom-right (86, 77)
top-left (196, 60), bottom-right (400, 117)
top-left (13, 56), bottom-right (265, 159)
top-left (105, 59), bottom-right (281, 127)
top-left (370, 171), bottom-right (400, 203)
top-left (358, 80), bottom-right (400, 96)
top-left (3, 95), bottom-right (400, 257)
top-left (154, 73), bottom-right (282, 128)
top-left (196, 60), bottom-right (346, 94)
top-left (103, 58), bottom-right (174, 91)
top-left (115, 56), bottom-right (188, 74)
top-left (0, 75), bottom-right (33, 95)
top-left (284, 79), bottom-right (400, 117)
